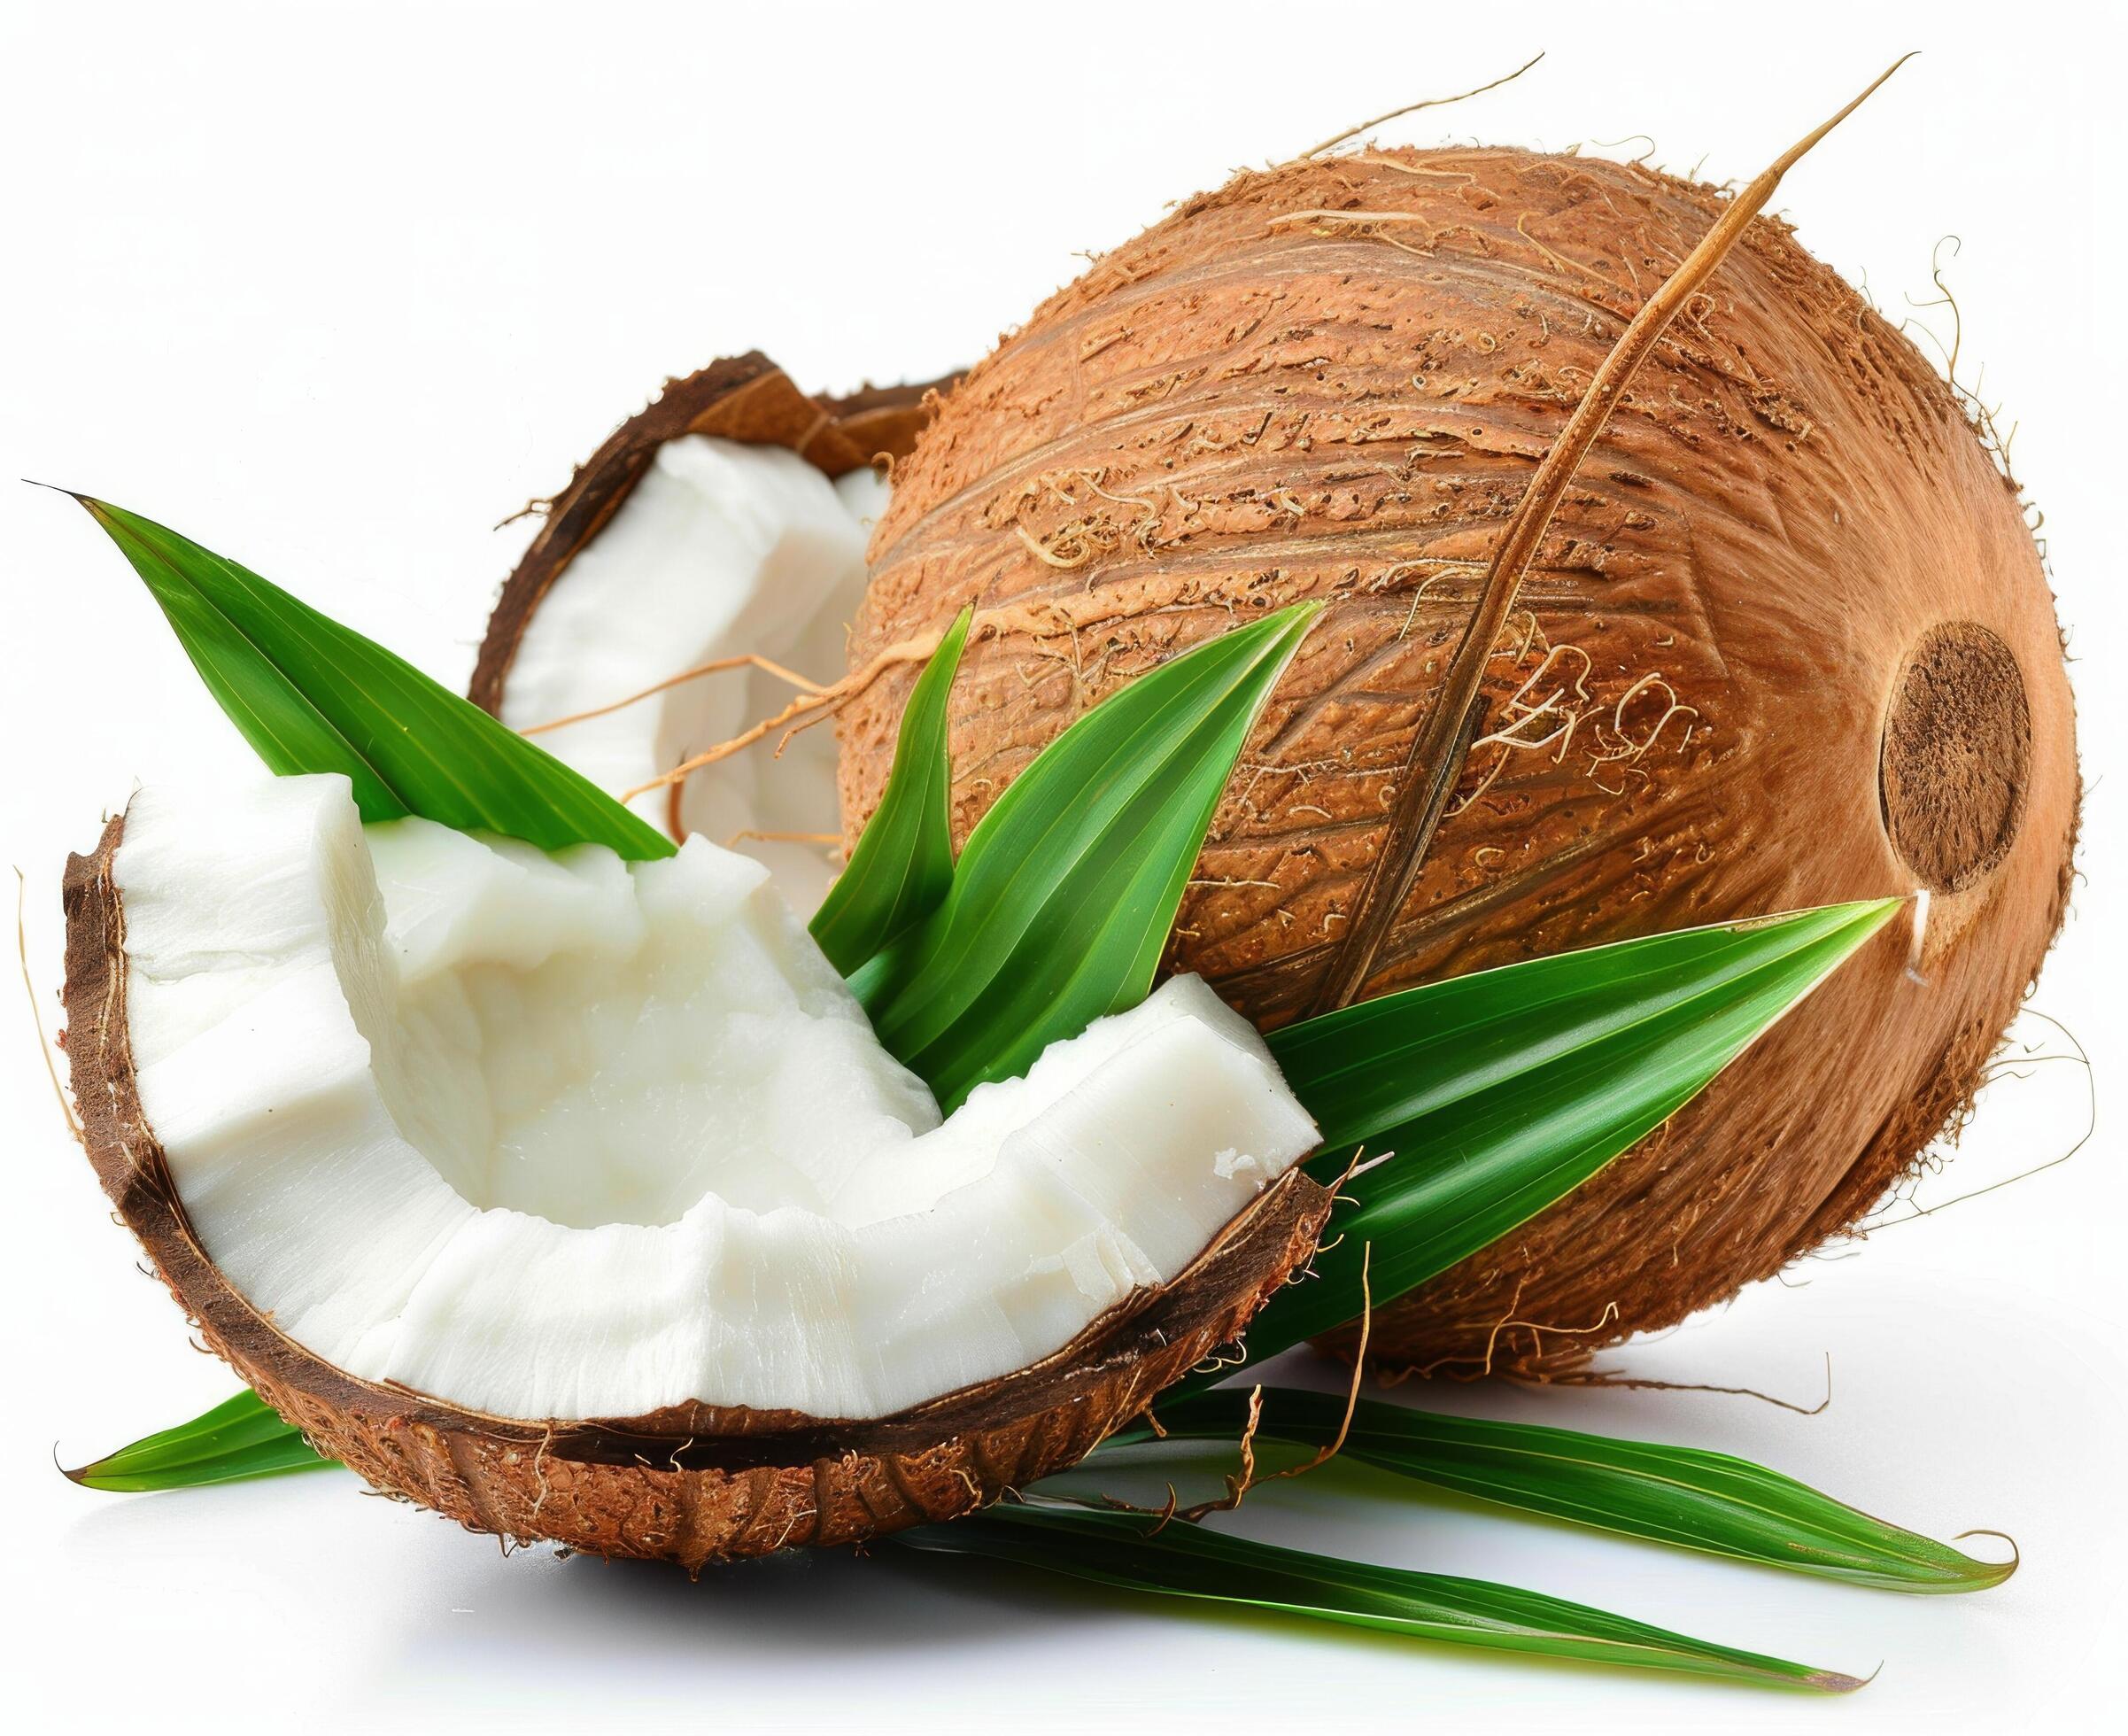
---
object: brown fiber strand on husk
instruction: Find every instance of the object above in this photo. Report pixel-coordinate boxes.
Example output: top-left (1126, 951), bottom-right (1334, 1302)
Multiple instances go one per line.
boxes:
top-left (61, 816), bottom-right (1330, 1567)
top-left (468, 353), bottom-right (952, 718)
top-left (840, 144), bottom-right (2079, 1379)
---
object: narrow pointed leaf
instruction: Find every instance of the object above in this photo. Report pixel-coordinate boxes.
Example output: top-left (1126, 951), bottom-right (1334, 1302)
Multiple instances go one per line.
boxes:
top-left (74, 1388), bottom-right (286, 1473)
top-left (1276, 898), bottom-right (1900, 1158)
top-left (893, 1500), bottom-right (1860, 1691)
top-left (1116, 1388), bottom-right (2011, 1593)
top-left (857, 602), bottom-right (1320, 1109)
top-left (809, 607), bottom-right (971, 973)
top-left (1176, 897), bottom-right (1900, 1384)
top-left (71, 1433), bottom-right (337, 1492)
top-left (66, 1390), bottom-right (338, 1491)
top-left (75, 496), bottom-right (672, 858)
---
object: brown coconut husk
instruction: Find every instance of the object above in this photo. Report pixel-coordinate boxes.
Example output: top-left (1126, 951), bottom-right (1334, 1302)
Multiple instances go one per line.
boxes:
top-left (837, 143), bottom-right (2078, 1379)
top-left (62, 812), bottom-right (1329, 1567)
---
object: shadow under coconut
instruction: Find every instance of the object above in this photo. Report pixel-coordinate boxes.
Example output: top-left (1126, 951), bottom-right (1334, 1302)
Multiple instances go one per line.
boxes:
top-left (525, 1538), bottom-right (1060, 1647)
top-left (62, 1470), bottom-right (1064, 1670)
top-left (389, 1535), bottom-right (1760, 1713)
top-left (369, 1530), bottom-right (1201, 1709)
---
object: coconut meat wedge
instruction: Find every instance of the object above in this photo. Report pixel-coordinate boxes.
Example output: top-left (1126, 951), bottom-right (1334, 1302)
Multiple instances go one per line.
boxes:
top-left (65, 773), bottom-right (1327, 1563)
top-left (470, 355), bottom-right (941, 911)
top-left (493, 439), bottom-right (885, 910)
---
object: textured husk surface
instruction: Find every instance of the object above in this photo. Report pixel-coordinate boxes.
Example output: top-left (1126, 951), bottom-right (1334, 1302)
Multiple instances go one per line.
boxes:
top-left (469, 353), bottom-right (948, 717)
top-left (838, 146), bottom-right (2080, 1378)
top-left (62, 816), bottom-right (1329, 1566)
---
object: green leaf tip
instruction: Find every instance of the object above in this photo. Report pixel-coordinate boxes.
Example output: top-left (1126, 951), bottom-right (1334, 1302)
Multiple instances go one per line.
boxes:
top-left (73, 493), bottom-right (674, 861)
top-left (64, 1389), bottom-right (339, 1492)
top-left (1946, 1530), bottom-right (2021, 1592)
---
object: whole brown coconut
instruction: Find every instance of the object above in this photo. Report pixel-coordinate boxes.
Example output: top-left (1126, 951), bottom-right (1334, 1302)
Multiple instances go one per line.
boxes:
top-left (840, 143), bottom-right (2079, 1378)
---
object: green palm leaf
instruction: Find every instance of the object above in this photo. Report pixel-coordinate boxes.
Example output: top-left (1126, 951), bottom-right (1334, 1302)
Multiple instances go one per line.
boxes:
top-left (1113, 1388), bottom-right (2011, 1593)
top-left (809, 607), bottom-right (970, 973)
top-left (1185, 897), bottom-right (1900, 1382)
top-left (74, 496), bottom-right (673, 858)
top-left (855, 602), bottom-right (1319, 1110)
top-left (65, 1390), bottom-right (338, 1492)
top-left (892, 1500), bottom-right (1861, 1690)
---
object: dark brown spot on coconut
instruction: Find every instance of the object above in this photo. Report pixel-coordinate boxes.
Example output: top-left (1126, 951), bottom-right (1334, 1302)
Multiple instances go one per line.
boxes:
top-left (1879, 622), bottom-right (2031, 893)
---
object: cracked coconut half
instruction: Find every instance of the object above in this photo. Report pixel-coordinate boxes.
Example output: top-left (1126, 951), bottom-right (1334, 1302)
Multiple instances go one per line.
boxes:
top-left (470, 355), bottom-right (942, 910)
top-left (64, 772), bottom-right (1329, 1565)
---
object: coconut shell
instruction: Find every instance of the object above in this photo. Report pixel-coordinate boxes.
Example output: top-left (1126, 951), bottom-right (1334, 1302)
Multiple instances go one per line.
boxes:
top-left (62, 814), bottom-right (1329, 1567)
top-left (839, 147), bottom-right (2079, 1378)
top-left (468, 353), bottom-right (949, 717)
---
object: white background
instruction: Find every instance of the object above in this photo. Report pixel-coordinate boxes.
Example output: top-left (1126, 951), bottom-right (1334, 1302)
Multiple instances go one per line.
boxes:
top-left (3, 3), bottom-right (2121, 1730)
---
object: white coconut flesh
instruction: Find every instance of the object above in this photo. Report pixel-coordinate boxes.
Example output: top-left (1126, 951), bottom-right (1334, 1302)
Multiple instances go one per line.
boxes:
top-left (497, 437), bottom-right (886, 911)
top-left (112, 775), bottom-right (1318, 1422)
